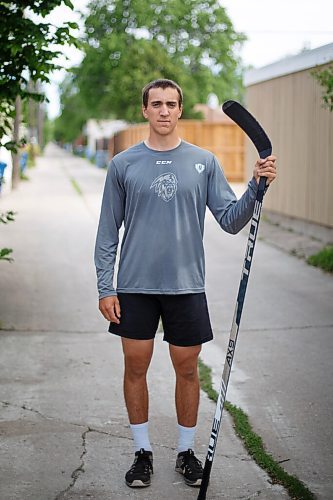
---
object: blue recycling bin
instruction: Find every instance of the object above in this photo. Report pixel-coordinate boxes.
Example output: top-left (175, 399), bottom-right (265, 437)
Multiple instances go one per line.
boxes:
top-left (0, 161), bottom-right (7, 193)
top-left (19, 151), bottom-right (28, 174)
top-left (95, 150), bottom-right (108, 168)
top-left (85, 147), bottom-right (93, 159)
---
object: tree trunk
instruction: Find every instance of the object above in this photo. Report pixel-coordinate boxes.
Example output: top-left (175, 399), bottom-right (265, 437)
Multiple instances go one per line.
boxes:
top-left (11, 95), bottom-right (21, 189)
top-left (38, 102), bottom-right (44, 149)
top-left (28, 80), bottom-right (37, 162)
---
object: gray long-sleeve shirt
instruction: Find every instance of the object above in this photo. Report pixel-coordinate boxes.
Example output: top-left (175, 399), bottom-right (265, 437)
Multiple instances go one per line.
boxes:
top-left (95, 140), bottom-right (258, 298)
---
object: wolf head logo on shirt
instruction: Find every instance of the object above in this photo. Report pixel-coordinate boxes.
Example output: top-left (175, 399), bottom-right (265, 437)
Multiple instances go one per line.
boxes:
top-left (150, 172), bottom-right (178, 202)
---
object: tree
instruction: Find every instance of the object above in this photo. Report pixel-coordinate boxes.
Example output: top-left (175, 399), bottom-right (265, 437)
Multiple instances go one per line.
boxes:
top-left (57, 0), bottom-right (245, 133)
top-left (85, 0), bottom-right (245, 100)
top-left (75, 35), bottom-right (201, 123)
top-left (53, 74), bottom-right (91, 143)
top-left (313, 65), bottom-right (333, 112)
top-left (0, 0), bottom-right (79, 151)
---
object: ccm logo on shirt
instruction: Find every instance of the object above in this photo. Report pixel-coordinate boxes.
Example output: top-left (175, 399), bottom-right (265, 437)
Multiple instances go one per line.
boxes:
top-left (156, 160), bottom-right (172, 164)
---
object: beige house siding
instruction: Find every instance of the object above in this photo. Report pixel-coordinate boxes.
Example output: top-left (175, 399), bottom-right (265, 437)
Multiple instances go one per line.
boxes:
top-left (246, 64), bottom-right (333, 227)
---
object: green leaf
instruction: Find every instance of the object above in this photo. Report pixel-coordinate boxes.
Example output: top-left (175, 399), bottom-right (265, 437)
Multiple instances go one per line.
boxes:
top-left (2, 141), bottom-right (18, 152)
top-left (312, 65), bottom-right (333, 112)
top-left (0, 248), bottom-right (14, 262)
top-left (0, 211), bottom-right (16, 224)
top-left (66, 21), bottom-right (79, 30)
top-left (63, 0), bottom-right (74, 9)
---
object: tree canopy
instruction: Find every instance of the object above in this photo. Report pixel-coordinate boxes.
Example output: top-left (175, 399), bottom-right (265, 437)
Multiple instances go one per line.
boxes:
top-left (85, 0), bottom-right (245, 92)
top-left (56, 0), bottom-right (246, 139)
top-left (0, 0), bottom-right (78, 149)
top-left (53, 74), bottom-right (90, 143)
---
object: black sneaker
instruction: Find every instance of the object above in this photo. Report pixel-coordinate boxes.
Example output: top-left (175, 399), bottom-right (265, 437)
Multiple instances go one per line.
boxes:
top-left (125, 448), bottom-right (153, 488)
top-left (175, 448), bottom-right (203, 486)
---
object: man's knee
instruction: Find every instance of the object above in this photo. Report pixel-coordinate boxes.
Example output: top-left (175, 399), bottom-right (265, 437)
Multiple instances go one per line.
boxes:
top-left (176, 363), bottom-right (198, 381)
top-left (170, 345), bottom-right (201, 381)
top-left (122, 338), bottom-right (154, 380)
top-left (124, 355), bottom-right (150, 379)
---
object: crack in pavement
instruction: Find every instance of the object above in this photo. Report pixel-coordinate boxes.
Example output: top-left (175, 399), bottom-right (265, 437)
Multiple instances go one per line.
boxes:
top-left (1, 399), bottom-right (182, 499)
top-left (0, 400), bottom-right (128, 438)
top-left (1, 399), bottom-right (283, 496)
top-left (53, 427), bottom-right (176, 500)
top-left (54, 427), bottom-right (90, 500)
top-left (1, 400), bottom-right (54, 421)
top-left (1, 401), bottom-right (91, 500)
top-left (1, 400), bottom-right (176, 449)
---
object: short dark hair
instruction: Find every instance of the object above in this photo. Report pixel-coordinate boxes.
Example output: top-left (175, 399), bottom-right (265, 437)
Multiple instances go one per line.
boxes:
top-left (142, 79), bottom-right (183, 108)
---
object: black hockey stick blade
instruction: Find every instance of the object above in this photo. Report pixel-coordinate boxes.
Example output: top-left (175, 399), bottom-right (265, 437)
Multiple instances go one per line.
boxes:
top-left (222, 100), bottom-right (272, 159)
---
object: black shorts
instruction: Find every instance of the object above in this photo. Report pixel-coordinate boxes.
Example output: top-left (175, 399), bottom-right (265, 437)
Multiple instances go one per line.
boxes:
top-left (109, 293), bottom-right (213, 347)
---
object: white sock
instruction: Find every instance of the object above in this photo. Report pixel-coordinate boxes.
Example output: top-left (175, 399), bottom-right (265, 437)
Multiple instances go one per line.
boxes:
top-left (177, 424), bottom-right (197, 453)
top-left (130, 421), bottom-right (152, 452)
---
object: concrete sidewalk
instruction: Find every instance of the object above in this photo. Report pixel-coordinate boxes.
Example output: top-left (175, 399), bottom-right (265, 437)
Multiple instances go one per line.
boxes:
top-left (0, 144), bottom-right (331, 499)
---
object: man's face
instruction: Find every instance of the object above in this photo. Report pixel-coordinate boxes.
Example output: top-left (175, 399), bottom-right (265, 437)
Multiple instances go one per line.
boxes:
top-left (142, 87), bottom-right (182, 135)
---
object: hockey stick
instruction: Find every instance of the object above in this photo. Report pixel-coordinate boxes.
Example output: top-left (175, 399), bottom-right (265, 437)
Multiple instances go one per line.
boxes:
top-left (197, 101), bottom-right (272, 500)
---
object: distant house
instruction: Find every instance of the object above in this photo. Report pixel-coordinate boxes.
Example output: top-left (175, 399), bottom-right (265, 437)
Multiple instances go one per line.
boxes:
top-left (194, 103), bottom-right (234, 123)
top-left (83, 119), bottom-right (127, 156)
top-left (245, 43), bottom-right (333, 228)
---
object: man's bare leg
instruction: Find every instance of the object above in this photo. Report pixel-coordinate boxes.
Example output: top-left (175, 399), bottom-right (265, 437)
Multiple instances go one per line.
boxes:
top-left (122, 338), bottom-right (154, 487)
top-left (121, 338), bottom-right (154, 424)
top-left (169, 344), bottom-right (201, 427)
top-left (169, 344), bottom-right (203, 486)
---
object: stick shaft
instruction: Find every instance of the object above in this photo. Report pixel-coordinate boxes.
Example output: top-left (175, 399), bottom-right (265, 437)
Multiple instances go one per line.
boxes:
top-left (197, 176), bottom-right (267, 500)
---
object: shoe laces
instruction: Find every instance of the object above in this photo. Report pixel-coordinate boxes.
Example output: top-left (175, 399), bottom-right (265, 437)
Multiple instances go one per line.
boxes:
top-left (183, 449), bottom-right (202, 473)
top-left (130, 449), bottom-right (152, 474)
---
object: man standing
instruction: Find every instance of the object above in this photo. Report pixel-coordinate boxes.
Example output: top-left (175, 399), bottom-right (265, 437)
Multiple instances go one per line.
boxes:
top-left (95, 79), bottom-right (277, 488)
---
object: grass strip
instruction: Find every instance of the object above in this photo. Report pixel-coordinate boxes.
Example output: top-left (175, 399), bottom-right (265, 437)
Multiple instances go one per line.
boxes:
top-left (70, 178), bottom-right (83, 196)
top-left (307, 245), bottom-right (333, 273)
top-left (198, 358), bottom-right (316, 500)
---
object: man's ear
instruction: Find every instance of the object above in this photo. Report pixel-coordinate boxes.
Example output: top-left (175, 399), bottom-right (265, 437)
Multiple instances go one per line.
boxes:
top-left (178, 105), bottom-right (183, 118)
top-left (142, 105), bottom-right (148, 119)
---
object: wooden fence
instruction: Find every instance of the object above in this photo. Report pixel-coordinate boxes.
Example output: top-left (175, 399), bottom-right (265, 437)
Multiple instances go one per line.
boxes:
top-left (113, 120), bottom-right (245, 182)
